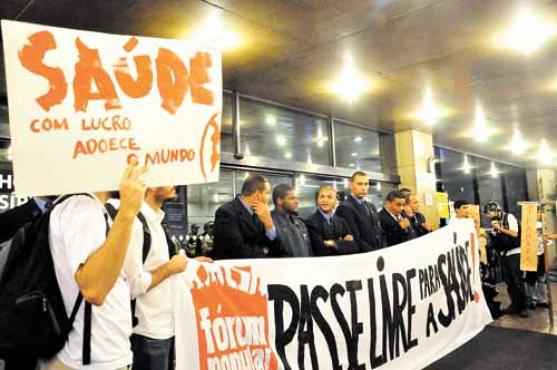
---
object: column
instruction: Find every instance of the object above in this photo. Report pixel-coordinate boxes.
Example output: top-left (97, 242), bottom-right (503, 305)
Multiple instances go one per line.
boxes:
top-left (394, 130), bottom-right (440, 228)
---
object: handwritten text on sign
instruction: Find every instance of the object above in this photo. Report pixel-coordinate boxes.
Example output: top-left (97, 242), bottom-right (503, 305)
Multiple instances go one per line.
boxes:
top-left (1, 20), bottom-right (222, 196)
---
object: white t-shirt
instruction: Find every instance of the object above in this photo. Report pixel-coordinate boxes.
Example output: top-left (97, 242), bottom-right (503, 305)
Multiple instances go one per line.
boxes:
top-left (112, 201), bottom-right (175, 340)
top-left (49, 194), bottom-right (133, 370)
top-left (502, 213), bottom-right (520, 256)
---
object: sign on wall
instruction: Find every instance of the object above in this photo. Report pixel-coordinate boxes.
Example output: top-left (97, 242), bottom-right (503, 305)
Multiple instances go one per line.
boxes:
top-left (1, 20), bottom-right (222, 196)
top-left (175, 220), bottom-right (492, 370)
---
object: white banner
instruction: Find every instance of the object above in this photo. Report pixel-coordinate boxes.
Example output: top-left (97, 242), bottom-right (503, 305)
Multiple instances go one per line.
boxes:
top-left (1, 20), bottom-right (222, 196)
top-left (175, 220), bottom-right (492, 370)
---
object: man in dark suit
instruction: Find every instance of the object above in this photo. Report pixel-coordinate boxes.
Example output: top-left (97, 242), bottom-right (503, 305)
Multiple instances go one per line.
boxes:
top-left (379, 190), bottom-right (412, 247)
top-left (211, 174), bottom-right (282, 259)
top-left (335, 171), bottom-right (385, 252)
top-left (271, 184), bottom-right (312, 257)
top-left (304, 185), bottom-right (359, 256)
top-left (405, 193), bottom-right (432, 237)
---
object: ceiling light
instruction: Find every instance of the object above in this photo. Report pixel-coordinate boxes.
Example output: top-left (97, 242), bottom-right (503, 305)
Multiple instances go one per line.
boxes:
top-left (276, 135), bottom-right (287, 146)
top-left (509, 127), bottom-right (528, 155)
top-left (354, 136), bottom-right (363, 143)
top-left (537, 139), bottom-right (553, 166)
top-left (461, 154), bottom-right (472, 174)
top-left (415, 86), bottom-right (442, 126)
top-left (496, 5), bottom-right (557, 55)
top-left (265, 114), bottom-right (277, 127)
top-left (327, 54), bottom-right (370, 103)
top-left (213, 194), bottom-right (219, 202)
top-left (284, 151), bottom-right (292, 159)
top-left (489, 162), bottom-right (499, 178)
top-left (473, 104), bottom-right (491, 142)
top-left (351, 152), bottom-right (358, 157)
top-left (376, 182), bottom-right (382, 191)
top-left (349, 163), bottom-right (355, 167)
top-left (186, 12), bottom-right (243, 51)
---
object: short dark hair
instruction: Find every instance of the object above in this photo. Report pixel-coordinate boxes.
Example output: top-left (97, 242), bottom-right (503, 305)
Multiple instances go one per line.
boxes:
top-left (454, 200), bottom-right (469, 210)
top-left (241, 175), bottom-right (269, 196)
top-left (399, 187), bottom-right (412, 202)
top-left (272, 183), bottom-right (293, 206)
top-left (350, 171), bottom-right (368, 182)
top-left (385, 190), bottom-right (405, 202)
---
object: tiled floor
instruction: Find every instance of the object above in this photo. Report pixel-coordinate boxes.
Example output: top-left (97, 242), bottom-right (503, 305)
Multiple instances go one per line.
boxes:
top-left (491, 282), bottom-right (557, 335)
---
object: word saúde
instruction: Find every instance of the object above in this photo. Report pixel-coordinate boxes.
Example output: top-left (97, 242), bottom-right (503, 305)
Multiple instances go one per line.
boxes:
top-left (19, 32), bottom-right (214, 114)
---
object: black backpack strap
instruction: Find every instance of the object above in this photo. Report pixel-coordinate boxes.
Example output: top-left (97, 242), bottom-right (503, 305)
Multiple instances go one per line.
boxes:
top-left (136, 212), bottom-right (151, 263)
top-left (162, 224), bottom-right (179, 258)
top-left (104, 202), bottom-right (118, 220)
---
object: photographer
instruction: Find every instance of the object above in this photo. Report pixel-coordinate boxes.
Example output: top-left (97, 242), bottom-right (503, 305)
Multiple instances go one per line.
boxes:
top-left (485, 201), bottom-right (528, 318)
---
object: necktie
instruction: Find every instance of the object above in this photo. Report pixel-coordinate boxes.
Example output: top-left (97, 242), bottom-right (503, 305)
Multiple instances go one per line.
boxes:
top-left (252, 213), bottom-right (263, 231)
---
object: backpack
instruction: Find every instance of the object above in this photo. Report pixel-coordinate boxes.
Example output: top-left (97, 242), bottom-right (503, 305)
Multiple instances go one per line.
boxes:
top-left (0, 194), bottom-right (99, 363)
top-left (104, 203), bottom-right (178, 327)
top-left (492, 213), bottom-right (521, 253)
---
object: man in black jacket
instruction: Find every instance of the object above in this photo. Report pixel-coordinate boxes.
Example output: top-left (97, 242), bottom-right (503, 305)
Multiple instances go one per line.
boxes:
top-left (379, 191), bottom-right (412, 247)
top-left (304, 185), bottom-right (358, 256)
top-left (335, 171), bottom-right (384, 251)
top-left (271, 184), bottom-right (312, 257)
top-left (211, 174), bottom-right (282, 259)
top-left (405, 193), bottom-right (432, 237)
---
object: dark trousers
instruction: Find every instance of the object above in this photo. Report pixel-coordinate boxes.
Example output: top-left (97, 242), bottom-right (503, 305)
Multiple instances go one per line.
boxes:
top-left (131, 334), bottom-right (174, 370)
top-left (501, 253), bottom-right (527, 311)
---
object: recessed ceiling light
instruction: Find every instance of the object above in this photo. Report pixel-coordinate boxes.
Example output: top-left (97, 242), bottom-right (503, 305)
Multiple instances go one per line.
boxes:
top-left (185, 12), bottom-right (243, 51)
top-left (276, 135), bottom-right (287, 146)
top-left (495, 5), bottom-right (557, 55)
top-left (415, 86), bottom-right (444, 126)
top-left (472, 104), bottom-right (492, 143)
top-left (327, 54), bottom-right (371, 103)
top-left (509, 128), bottom-right (528, 155)
top-left (351, 152), bottom-right (358, 157)
top-left (284, 151), bottom-right (292, 159)
top-left (354, 136), bottom-right (363, 143)
top-left (349, 163), bottom-right (355, 167)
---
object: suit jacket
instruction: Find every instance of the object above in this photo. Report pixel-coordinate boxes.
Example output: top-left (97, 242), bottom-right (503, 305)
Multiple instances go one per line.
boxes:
top-left (304, 210), bottom-right (359, 256)
top-left (271, 210), bottom-right (312, 257)
top-left (410, 212), bottom-right (430, 237)
top-left (210, 197), bottom-right (282, 260)
top-left (0, 199), bottom-right (42, 243)
top-left (379, 208), bottom-right (411, 247)
top-left (335, 195), bottom-right (385, 251)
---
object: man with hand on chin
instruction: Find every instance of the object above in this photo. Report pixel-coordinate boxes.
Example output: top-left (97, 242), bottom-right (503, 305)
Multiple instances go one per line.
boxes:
top-left (211, 174), bottom-right (283, 259)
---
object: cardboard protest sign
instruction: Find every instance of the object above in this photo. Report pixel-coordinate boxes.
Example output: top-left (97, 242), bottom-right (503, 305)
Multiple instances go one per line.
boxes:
top-left (1, 20), bottom-right (222, 196)
top-left (520, 202), bottom-right (538, 272)
top-left (175, 220), bottom-right (492, 370)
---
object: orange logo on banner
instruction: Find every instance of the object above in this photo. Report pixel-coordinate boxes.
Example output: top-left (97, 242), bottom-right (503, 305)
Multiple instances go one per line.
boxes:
top-left (190, 264), bottom-right (279, 370)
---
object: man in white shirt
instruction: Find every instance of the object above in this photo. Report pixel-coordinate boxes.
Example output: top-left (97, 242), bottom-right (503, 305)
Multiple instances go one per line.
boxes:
top-left (45, 160), bottom-right (147, 370)
top-left (126, 186), bottom-right (211, 370)
top-left (485, 201), bottom-right (527, 318)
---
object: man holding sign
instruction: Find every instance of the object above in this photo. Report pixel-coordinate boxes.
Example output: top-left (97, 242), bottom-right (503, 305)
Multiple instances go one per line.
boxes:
top-left (46, 160), bottom-right (147, 370)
